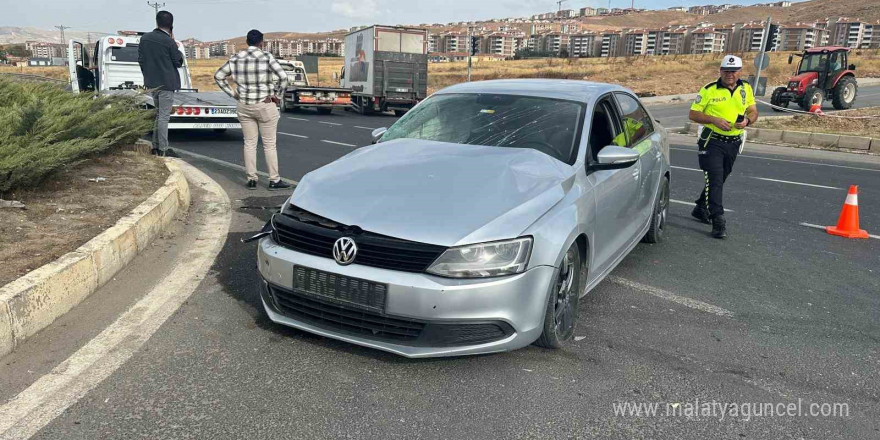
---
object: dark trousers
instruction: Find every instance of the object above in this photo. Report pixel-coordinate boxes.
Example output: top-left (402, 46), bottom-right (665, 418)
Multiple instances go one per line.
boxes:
top-left (695, 131), bottom-right (740, 219)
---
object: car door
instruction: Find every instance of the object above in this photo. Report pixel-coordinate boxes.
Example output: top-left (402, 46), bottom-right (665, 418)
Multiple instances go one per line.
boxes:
top-left (613, 92), bottom-right (662, 229)
top-left (67, 40), bottom-right (89, 93)
top-left (586, 97), bottom-right (642, 279)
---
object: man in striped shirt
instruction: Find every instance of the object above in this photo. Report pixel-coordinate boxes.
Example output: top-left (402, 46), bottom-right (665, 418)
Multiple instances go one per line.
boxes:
top-left (214, 29), bottom-right (291, 190)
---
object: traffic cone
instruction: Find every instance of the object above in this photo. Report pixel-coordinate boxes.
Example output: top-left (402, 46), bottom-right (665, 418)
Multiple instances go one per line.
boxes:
top-left (826, 185), bottom-right (869, 239)
top-left (809, 104), bottom-right (823, 115)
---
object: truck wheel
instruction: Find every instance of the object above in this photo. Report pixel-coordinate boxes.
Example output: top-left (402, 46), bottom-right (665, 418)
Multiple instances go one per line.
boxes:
top-left (831, 76), bottom-right (857, 110)
top-left (279, 99), bottom-right (288, 113)
top-left (393, 110), bottom-right (407, 117)
top-left (316, 108), bottom-right (332, 115)
top-left (770, 87), bottom-right (788, 112)
top-left (802, 86), bottom-right (823, 111)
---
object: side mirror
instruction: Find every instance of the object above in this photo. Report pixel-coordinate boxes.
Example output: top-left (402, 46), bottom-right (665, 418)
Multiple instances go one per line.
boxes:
top-left (787, 54), bottom-right (793, 64)
top-left (371, 127), bottom-right (387, 144)
top-left (849, 64), bottom-right (856, 71)
top-left (593, 145), bottom-right (639, 170)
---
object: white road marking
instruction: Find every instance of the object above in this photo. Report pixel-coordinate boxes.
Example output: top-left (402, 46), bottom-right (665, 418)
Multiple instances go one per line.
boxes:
top-left (322, 140), bottom-right (357, 147)
top-left (799, 222), bottom-right (880, 240)
top-left (670, 147), bottom-right (880, 173)
top-left (172, 148), bottom-right (300, 185)
top-left (278, 131), bottom-right (308, 138)
top-left (670, 199), bottom-right (733, 212)
top-left (750, 177), bottom-right (841, 190)
top-left (671, 165), bottom-right (701, 172)
top-left (354, 126), bottom-right (377, 130)
top-left (0, 163), bottom-right (232, 440)
top-left (287, 117), bottom-right (309, 121)
top-left (319, 121), bottom-right (342, 126)
top-left (609, 276), bottom-right (735, 318)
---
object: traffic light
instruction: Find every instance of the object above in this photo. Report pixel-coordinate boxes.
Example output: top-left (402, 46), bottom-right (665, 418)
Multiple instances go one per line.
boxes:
top-left (764, 24), bottom-right (779, 52)
top-left (470, 36), bottom-right (479, 56)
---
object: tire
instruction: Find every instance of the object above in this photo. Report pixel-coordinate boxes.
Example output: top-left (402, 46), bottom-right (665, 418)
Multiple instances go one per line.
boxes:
top-left (802, 86), bottom-right (823, 111)
top-left (831, 76), bottom-right (857, 110)
top-left (393, 109), bottom-right (407, 117)
top-left (279, 98), bottom-right (288, 113)
top-left (770, 87), bottom-right (788, 112)
top-left (642, 176), bottom-right (669, 244)
top-left (316, 107), bottom-right (332, 115)
top-left (534, 243), bottom-right (582, 349)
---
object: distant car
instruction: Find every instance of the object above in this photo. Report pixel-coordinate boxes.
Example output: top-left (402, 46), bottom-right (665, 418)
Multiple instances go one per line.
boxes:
top-left (256, 79), bottom-right (670, 357)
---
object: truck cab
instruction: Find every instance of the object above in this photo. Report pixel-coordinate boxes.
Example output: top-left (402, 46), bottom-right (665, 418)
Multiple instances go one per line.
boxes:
top-left (67, 33), bottom-right (241, 131)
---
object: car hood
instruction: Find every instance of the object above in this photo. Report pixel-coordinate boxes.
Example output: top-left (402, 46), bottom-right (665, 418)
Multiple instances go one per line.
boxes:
top-left (290, 139), bottom-right (575, 247)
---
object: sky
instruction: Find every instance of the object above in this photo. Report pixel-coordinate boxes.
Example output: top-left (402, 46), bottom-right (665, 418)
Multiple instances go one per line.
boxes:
top-left (2, 0), bottom-right (803, 41)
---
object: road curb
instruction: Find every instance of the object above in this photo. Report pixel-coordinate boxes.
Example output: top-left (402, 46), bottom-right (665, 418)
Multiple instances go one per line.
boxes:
top-left (0, 156), bottom-right (191, 358)
top-left (681, 122), bottom-right (879, 155)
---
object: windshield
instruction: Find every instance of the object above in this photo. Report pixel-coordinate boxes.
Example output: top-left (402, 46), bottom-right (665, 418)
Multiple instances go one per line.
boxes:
top-left (798, 53), bottom-right (830, 73)
top-left (281, 65), bottom-right (306, 82)
top-left (380, 93), bottom-right (584, 164)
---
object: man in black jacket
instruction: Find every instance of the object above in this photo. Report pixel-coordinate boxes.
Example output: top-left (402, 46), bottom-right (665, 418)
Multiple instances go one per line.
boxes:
top-left (138, 10), bottom-right (184, 157)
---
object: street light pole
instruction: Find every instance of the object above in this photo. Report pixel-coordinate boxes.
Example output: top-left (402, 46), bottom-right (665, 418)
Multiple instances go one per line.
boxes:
top-left (467, 26), bottom-right (473, 82)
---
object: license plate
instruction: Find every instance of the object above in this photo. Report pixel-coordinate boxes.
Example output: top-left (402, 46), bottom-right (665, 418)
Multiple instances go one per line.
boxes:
top-left (206, 108), bottom-right (237, 115)
top-left (293, 266), bottom-right (387, 312)
top-left (189, 123), bottom-right (239, 129)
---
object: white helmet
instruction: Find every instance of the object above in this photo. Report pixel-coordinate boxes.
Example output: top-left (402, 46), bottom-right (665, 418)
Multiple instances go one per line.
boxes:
top-left (720, 55), bottom-right (743, 71)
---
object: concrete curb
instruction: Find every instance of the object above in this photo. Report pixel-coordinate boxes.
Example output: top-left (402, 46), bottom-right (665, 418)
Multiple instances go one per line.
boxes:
top-left (681, 122), bottom-right (879, 154)
top-left (0, 157), bottom-right (191, 358)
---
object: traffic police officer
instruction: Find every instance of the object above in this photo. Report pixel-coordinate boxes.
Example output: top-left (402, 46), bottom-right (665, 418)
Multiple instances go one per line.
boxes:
top-left (689, 55), bottom-right (758, 239)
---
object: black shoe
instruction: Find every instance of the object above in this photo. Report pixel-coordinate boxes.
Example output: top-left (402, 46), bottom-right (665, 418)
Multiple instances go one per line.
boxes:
top-left (711, 216), bottom-right (727, 239)
top-left (163, 148), bottom-right (181, 158)
top-left (151, 148), bottom-right (161, 156)
top-left (246, 180), bottom-right (258, 190)
top-left (268, 180), bottom-right (292, 191)
top-left (691, 205), bottom-right (711, 224)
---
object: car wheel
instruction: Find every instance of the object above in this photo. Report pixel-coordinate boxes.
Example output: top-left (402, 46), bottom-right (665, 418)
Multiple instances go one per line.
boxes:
top-left (643, 176), bottom-right (669, 244)
top-left (534, 243), bottom-right (581, 349)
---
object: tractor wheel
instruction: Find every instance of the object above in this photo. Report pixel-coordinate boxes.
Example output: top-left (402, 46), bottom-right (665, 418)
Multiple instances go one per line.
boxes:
top-left (831, 76), bottom-right (857, 110)
top-left (770, 87), bottom-right (788, 112)
top-left (802, 86), bottom-right (823, 111)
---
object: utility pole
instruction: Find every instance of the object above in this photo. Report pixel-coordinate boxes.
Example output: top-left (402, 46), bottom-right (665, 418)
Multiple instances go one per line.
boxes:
top-left (147, 1), bottom-right (166, 14)
top-left (55, 25), bottom-right (70, 44)
top-left (466, 26), bottom-right (472, 82)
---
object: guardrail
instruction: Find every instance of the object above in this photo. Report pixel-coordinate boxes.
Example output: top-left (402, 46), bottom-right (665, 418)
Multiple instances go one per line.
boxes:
top-left (0, 72), bottom-right (66, 84)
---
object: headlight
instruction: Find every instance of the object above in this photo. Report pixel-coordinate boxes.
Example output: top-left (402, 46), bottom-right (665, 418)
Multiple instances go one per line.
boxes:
top-left (426, 237), bottom-right (533, 278)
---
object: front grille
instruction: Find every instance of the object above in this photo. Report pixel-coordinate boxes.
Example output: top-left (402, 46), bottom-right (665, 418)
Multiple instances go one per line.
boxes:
top-left (272, 205), bottom-right (446, 273)
top-left (267, 283), bottom-right (425, 342)
top-left (264, 283), bottom-right (515, 347)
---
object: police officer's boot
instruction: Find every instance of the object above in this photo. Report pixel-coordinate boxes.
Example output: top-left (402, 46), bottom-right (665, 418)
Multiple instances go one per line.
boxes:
top-left (711, 215), bottom-right (727, 239)
top-left (691, 205), bottom-right (711, 224)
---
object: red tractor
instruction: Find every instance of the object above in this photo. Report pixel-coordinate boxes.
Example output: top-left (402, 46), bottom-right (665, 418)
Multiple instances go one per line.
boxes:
top-left (770, 46), bottom-right (857, 111)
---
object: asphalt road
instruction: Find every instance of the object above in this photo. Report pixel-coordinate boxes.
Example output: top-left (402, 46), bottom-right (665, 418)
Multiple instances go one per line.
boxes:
top-left (649, 84), bottom-right (880, 129)
top-left (2, 109), bottom-right (880, 439)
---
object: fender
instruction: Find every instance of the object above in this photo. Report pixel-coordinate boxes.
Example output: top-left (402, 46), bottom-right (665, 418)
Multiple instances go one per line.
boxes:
top-left (830, 71), bottom-right (856, 89)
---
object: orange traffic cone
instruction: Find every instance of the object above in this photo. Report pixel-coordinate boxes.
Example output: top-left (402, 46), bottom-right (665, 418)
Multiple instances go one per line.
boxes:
top-left (809, 104), bottom-right (824, 115)
top-left (826, 185), bottom-right (869, 239)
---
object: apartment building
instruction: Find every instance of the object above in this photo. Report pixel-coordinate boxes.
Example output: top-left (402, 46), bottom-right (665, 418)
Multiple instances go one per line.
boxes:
top-left (623, 30), bottom-right (650, 55)
top-left (777, 24), bottom-right (829, 51)
top-left (580, 7), bottom-right (597, 16)
top-left (658, 28), bottom-right (689, 55)
top-left (439, 32), bottom-right (468, 53)
top-left (863, 22), bottom-right (878, 48)
top-left (600, 31), bottom-right (622, 57)
top-left (713, 25), bottom-right (736, 52)
top-left (831, 19), bottom-right (866, 48)
top-left (690, 28), bottom-right (726, 53)
top-left (569, 33), bottom-right (598, 57)
top-left (735, 23), bottom-right (779, 52)
top-left (667, 6), bottom-right (687, 12)
top-left (25, 41), bottom-right (64, 59)
top-left (543, 33), bottom-right (570, 55)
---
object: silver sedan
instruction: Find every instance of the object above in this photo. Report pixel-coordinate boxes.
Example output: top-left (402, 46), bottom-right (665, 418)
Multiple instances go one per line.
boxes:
top-left (256, 79), bottom-right (670, 357)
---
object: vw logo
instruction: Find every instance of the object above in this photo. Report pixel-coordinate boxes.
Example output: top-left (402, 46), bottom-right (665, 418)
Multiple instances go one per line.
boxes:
top-left (333, 237), bottom-right (357, 265)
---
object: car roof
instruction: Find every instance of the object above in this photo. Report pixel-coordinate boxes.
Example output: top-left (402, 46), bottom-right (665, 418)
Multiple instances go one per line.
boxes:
top-left (434, 79), bottom-right (631, 104)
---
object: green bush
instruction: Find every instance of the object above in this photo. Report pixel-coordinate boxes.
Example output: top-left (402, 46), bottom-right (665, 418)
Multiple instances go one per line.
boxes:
top-left (0, 78), bottom-right (154, 193)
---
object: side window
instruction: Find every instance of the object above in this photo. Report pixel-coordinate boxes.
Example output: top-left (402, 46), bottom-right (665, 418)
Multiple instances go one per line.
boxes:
top-left (613, 93), bottom-right (654, 148)
top-left (588, 99), bottom-right (621, 162)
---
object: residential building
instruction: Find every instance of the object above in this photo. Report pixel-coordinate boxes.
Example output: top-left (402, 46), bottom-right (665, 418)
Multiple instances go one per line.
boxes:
top-left (735, 23), bottom-right (777, 52)
top-left (863, 22), bottom-right (878, 48)
top-left (580, 7), bottom-right (597, 16)
top-left (623, 30), bottom-right (650, 55)
top-left (542, 32), bottom-right (570, 55)
top-left (25, 41), bottom-right (64, 59)
top-left (667, 6), bottom-right (687, 12)
top-left (596, 8), bottom-right (610, 15)
top-left (690, 28), bottom-right (726, 53)
top-left (484, 33), bottom-right (516, 58)
top-left (714, 25), bottom-right (737, 52)
top-left (569, 33), bottom-right (598, 57)
top-left (600, 31), bottom-right (622, 57)
top-left (428, 33), bottom-right (440, 53)
top-left (777, 24), bottom-right (829, 51)
top-left (830, 19), bottom-right (866, 48)
top-left (659, 28), bottom-right (689, 54)
top-left (440, 32), bottom-right (467, 53)
top-left (688, 6), bottom-right (710, 15)
top-left (557, 9), bottom-right (578, 19)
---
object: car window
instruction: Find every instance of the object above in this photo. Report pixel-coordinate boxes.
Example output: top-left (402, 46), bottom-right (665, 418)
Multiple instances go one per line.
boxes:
top-left (613, 93), bottom-right (654, 149)
top-left (109, 45), bottom-right (139, 63)
top-left (380, 93), bottom-right (585, 165)
top-left (588, 99), bottom-right (621, 163)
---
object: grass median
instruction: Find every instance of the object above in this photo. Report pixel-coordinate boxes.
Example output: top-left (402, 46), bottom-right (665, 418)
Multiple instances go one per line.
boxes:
top-left (755, 107), bottom-right (880, 138)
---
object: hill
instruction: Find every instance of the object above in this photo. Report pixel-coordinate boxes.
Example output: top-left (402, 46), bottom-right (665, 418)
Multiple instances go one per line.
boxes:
top-left (0, 27), bottom-right (93, 45)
